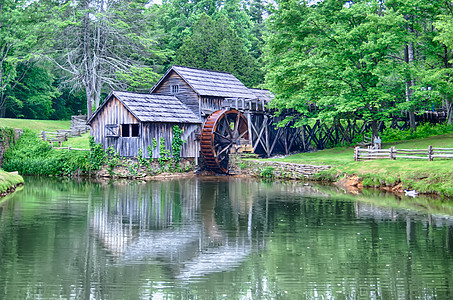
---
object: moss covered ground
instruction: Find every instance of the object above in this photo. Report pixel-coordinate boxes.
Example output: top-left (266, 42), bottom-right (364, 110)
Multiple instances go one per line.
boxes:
top-left (264, 134), bottom-right (453, 197)
top-left (0, 169), bottom-right (24, 196)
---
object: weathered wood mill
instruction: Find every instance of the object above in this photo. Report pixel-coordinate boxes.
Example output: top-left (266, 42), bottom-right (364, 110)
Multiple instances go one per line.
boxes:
top-left (88, 65), bottom-right (302, 173)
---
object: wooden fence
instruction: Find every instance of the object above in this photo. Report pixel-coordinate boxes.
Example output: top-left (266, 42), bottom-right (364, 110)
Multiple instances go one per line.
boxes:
top-left (354, 146), bottom-right (453, 161)
top-left (40, 131), bottom-right (68, 146)
top-left (53, 146), bottom-right (90, 151)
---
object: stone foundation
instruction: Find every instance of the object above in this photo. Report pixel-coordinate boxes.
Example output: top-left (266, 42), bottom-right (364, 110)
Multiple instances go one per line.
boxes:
top-left (228, 154), bottom-right (331, 180)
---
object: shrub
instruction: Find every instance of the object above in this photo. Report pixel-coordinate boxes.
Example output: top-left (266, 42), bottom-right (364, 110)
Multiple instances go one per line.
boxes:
top-left (3, 130), bottom-right (102, 176)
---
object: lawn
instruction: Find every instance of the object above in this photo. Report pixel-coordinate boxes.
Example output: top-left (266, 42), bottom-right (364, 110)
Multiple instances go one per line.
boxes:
top-left (265, 134), bottom-right (453, 197)
top-left (0, 118), bottom-right (90, 149)
top-left (0, 118), bottom-right (71, 134)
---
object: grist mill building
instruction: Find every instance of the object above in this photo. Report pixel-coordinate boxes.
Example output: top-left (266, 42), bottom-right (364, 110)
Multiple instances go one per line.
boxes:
top-left (87, 65), bottom-right (278, 173)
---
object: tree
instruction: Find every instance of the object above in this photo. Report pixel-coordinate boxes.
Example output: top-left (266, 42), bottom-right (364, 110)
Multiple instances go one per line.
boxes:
top-left (0, 0), bottom-right (40, 117)
top-left (4, 63), bottom-right (60, 119)
top-left (264, 0), bottom-right (407, 136)
top-left (175, 13), bottom-right (262, 87)
top-left (42, 0), bottom-right (163, 117)
top-left (431, 3), bottom-right (453, 125)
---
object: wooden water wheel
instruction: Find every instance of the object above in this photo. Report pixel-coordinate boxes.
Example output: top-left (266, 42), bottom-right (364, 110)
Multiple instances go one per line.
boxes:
top-left (201, 109), bottom-right (249, 173)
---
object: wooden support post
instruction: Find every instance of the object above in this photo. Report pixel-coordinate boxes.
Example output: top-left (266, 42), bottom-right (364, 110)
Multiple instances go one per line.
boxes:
top-left (428, 145), bottom-right (433, 161)
top-left (354, 147), bottom-right (359, 161)
top-left (246, 112), bottom-right (252, 145)
top-left (42, 130), bottom-right (46, 141)
top-left (264, 115), bottom-right (270, 157)
top-left (301, 126), bottom-right (306, 151)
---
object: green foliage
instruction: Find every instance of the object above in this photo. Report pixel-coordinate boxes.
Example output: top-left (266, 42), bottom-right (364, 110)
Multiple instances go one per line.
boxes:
top-left (265, 0), bottom-right (407, 127)
top-left (2, 130), bottom-right (108, 176)
top-left (172, 125), bottom-right (184, 164)
top-left (380, 123), bottom-right (453, 143)
top-left (158, 137), bottom-right (171, 168)
top-left (0, 169), bottom-right (23, 194)
top-left (89, 136), bottom-right (106, 170)
top-left (106, 146), bottom-right (120, 176)
top-left (3, 130), bottom-right (91, 176)
top-left (0, 127), bottom-right (16, 146)
top-left (152, 137), bottom-right (158, 150)
top-left (4, 63), bottom-right (60, 119)
top-left (175, 13), bottom-right (263, 87)
top-left (137, 148), bottom-right (148, 166)
top-left (260, 166), bottom-right (274, 178)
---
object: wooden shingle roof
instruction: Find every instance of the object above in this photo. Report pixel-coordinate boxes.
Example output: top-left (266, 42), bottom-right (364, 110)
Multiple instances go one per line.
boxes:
top-left (88, 91), bottom-right (201, 124)
top-left (151, 66), bottom-right (258, 99)
top-left (250, 88), bottom-right (274, 102)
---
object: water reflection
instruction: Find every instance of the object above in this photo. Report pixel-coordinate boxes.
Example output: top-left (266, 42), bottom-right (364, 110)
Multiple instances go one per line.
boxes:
top-left (0, 177), bottom-right (452, 299)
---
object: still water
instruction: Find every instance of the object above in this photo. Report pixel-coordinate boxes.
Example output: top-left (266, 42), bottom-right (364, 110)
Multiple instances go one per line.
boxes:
top-left (0, 177), bottom-right (453, 299)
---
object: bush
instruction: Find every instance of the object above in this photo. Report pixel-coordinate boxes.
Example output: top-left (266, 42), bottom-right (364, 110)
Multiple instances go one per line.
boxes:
top-left (3, 129), bottom-right (100, 176)
top-left (380, 123), bottom-right (453, 143)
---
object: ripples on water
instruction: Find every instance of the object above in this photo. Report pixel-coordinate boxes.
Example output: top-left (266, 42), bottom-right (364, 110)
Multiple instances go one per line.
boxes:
top-left (0, 177), bottom-right (452, 299)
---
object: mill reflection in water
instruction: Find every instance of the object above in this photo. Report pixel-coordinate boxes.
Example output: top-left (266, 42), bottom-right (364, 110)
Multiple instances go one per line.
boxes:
top-left (89, 178), bottom-right (325, 279)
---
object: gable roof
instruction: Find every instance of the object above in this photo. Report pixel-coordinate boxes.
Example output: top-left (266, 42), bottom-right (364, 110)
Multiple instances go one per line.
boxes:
top-left (151, 65), bottom-right (257, 99)
top-left (87, 91), bottom-right (201, 124)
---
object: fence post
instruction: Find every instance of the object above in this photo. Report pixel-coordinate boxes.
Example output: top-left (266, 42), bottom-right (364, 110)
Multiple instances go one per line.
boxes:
top-left (428, 145), bottom-right (433, 161)
top-left (390, 146), bottom-right (396, 160)
top-left (354, 147), bottom-right (359, 161)
top-left (42, 130), bottom-right (46, 141)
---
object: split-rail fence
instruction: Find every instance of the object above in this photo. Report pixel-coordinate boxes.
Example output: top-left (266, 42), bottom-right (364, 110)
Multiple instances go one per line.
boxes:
top-left (354, 146), bottom-right (453, 161)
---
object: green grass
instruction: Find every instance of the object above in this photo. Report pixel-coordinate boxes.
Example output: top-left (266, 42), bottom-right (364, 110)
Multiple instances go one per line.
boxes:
top-left (0, 169), bottom-right (24, 194)
top-left (0, 118), bottom-right (71, 134)
top-left (61, 133), bottom-right (90, 149)
top-left (264, 134), bottom-right (453, 197)
top-left (0, 118), bottom-right (89, 148)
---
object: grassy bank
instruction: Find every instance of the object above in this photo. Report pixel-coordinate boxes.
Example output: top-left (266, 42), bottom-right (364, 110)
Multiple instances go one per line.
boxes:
top-left (0, 169), bottom-right (24, 196)
top-left (264, 134), bottom-right (453, 197)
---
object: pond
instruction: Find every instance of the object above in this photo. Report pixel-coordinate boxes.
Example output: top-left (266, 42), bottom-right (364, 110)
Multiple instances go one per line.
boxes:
top-left (0, 177), bottom-right (452, 299)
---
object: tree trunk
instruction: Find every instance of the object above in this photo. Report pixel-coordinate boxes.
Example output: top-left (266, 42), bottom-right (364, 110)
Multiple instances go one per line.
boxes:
top-left (404, 16), bottom-right (416, 132)
top-left (405, 42), bottom-right (416, 132)
top-left (371, 120), bottom-right (378, 139)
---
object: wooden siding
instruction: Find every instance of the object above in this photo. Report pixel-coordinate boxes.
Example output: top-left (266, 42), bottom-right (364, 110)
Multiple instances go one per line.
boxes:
top-left (90, 96), bottom-right (140, 156)
top-left (90, 96), bottom-right (200, 159)
top-left (200, 96), bottom-right (224, 114)
top-left (142, 123), bottom-right (200, 158)
top-left (152, 71), bottom-right (200, 117)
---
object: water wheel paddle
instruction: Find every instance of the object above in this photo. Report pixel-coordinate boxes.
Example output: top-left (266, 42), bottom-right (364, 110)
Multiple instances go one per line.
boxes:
top-left (201, 109), bottom-right (249, 173)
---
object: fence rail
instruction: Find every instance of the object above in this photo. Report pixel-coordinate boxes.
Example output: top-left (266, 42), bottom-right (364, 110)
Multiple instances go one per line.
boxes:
top-left (53, 146), bottom-right (90, 151)
top-left (354, 146), bottom-right (453, 161)
top-left (39, 131), bottom-right (68, 146)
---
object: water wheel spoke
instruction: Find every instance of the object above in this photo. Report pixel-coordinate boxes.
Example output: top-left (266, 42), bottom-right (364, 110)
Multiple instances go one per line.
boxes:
top-left (224, 117), bottom-right (233, 138)
top-left (233, 113), bottom-right (240, 137)
top-left (214, 131), bottom-right (231, 142)
top-left (216, 144), bottom-right (231, 158)
top-left (218, 154), bottom-right (227, 163)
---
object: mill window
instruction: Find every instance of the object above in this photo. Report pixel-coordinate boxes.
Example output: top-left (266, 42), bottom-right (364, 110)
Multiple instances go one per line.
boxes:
top-left (171, 85), bottom-right (179, 94)
top-left (121, 124), bottom-right (139, 137)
